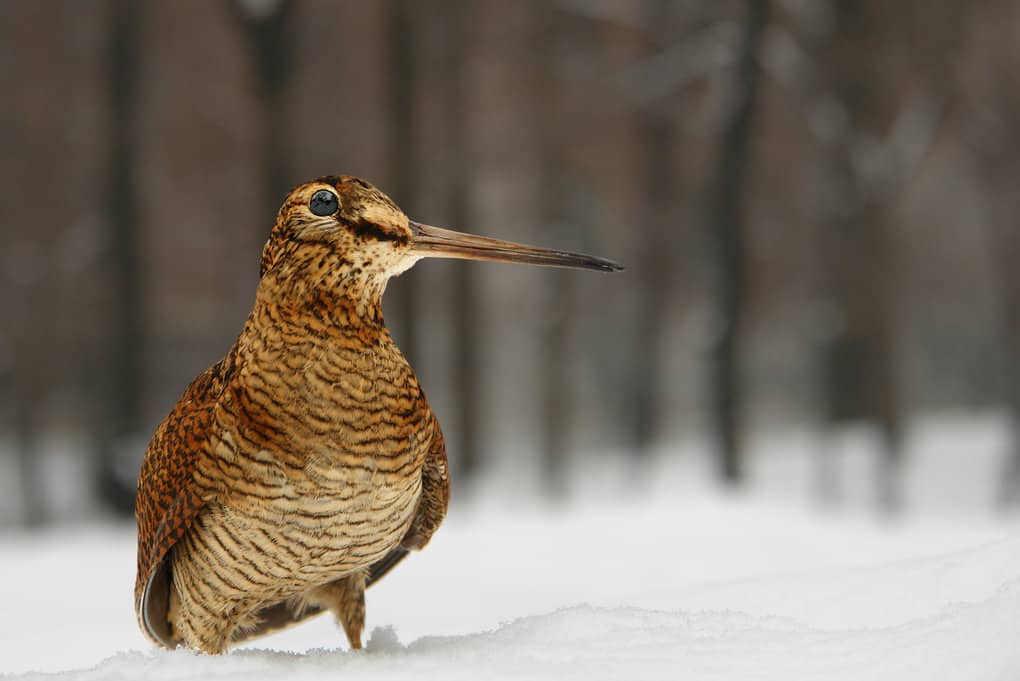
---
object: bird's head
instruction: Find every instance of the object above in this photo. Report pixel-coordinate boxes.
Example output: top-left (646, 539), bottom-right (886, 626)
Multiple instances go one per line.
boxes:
top-left (259, 176), bottom-right (623, 314)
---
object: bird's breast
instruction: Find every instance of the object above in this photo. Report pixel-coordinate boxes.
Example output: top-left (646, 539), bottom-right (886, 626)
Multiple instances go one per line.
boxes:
top-left (187, 337), bottom-right (432, 594)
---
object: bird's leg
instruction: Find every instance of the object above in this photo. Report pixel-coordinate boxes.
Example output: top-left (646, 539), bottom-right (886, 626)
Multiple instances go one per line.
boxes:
top-left (400, 429), bottom-right (450, 550)
top-left (335, 570), bottom-right (367, 649)
top-left (307, 569), bottom-right (368, 649)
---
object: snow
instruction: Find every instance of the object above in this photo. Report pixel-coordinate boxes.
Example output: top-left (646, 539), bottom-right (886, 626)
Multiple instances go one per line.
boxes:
top-left (3, 414), bottom-right (1020, 680)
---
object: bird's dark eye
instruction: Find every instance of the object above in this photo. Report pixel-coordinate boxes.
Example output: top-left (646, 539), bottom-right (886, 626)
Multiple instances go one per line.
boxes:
top-left (309, 189), bottom-right (339, 216)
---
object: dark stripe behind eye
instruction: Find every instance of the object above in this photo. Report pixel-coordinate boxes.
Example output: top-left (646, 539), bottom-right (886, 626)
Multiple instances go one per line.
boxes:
top-left (350, 219), bottom-right (408, 244)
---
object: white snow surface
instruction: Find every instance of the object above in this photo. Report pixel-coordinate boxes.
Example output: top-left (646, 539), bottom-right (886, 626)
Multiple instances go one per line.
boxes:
top-left (3, 416), bottom-right (1020, 680)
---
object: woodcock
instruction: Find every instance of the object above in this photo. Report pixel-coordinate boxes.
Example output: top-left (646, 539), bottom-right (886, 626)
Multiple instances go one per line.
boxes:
top-left (134, 175), bottom-right (623, 654)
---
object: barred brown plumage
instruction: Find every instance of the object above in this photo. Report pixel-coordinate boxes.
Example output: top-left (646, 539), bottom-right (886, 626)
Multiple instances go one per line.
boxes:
top-left (134, 175), bottom-right (622, 654)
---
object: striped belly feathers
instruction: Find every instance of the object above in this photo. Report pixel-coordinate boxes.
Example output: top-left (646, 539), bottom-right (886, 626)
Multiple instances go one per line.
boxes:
top-left (167, 336), bottom-right (430, 651)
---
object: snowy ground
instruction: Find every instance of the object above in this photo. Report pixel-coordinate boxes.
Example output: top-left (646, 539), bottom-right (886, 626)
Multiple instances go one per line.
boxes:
top-left (2, 414), bottom-right (1020, 680)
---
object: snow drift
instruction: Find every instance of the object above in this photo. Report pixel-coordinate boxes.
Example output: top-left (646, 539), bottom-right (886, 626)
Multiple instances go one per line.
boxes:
top-left (4, 416), bottom-right (1020, 680)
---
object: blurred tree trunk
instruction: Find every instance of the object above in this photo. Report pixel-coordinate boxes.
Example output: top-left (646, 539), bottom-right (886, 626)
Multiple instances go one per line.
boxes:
top-left (814, 2), bottom-right (906, 512)
top-left (534, 1), bottom-right (573, 493)
top-left (979, 119), bottom-right (1020, 509)
top-left (94, 0), bottom-right (145, 515)
top-left (13, 340), bottom-right (46, 526)
top-left (629, 0), bottom-right (675, 455)
top-left (997, 221), bottom-right (1020, 505)
top-left (709, 0), bottom-right (769, 484)
top-left (444, 0), bottom-right (481, 480)
top-left (234, 0), bottom-right (295, 222)
top-left (385, 0), bottom-right (419, 362)
top-left (819, 212), bottom-right (901, 508)
top-left (961, 3), bottom-right (1020, 506)
top-left (804, 1), bottom-right (971, 510)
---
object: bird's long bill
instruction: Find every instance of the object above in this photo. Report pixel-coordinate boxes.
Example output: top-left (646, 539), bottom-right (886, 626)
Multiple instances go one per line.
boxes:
top-left (408, 220), bottom-right (624, 273)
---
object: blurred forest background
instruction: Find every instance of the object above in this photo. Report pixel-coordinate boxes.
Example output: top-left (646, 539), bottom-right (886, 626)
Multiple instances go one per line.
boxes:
top-left (2, 0), bottom-right (1020, 528)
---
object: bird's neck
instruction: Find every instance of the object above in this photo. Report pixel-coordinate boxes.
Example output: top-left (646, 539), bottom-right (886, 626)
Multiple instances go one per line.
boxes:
top-left (254, 243), bottom-right (390, 340)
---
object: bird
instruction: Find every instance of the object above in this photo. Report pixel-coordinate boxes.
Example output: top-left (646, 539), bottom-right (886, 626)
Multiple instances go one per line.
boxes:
top-left (134, 175), bottom-right (623, 654)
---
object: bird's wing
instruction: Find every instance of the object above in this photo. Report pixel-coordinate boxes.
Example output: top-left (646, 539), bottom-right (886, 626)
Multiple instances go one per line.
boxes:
top-left (367, 546), bottom-right (411, 586)
top-left (134, 353), bottom-right (234, 648)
